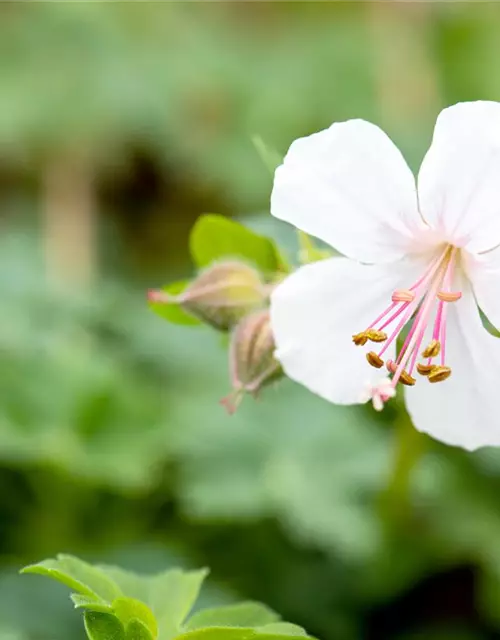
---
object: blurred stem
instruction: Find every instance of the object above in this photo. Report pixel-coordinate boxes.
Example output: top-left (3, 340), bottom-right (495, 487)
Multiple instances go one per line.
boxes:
top-left (380, 415), bottom-right (426, 527)
top-left (42, 150), bottom-right (96, 289)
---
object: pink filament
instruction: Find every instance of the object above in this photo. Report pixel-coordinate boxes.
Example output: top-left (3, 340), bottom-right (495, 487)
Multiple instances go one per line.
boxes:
top-left (360, 245), bottom-right (460, 389)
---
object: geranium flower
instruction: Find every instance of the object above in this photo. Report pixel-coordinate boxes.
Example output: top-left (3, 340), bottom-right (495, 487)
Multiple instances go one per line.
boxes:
top-left (270, 101), bottom-right (500, 450)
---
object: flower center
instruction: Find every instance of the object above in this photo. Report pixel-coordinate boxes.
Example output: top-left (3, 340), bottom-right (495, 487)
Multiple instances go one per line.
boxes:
top-left (353, 245), bottom-right (461, 389)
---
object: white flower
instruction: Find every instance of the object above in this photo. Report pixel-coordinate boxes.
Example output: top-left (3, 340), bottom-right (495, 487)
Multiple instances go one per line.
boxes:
top-left (270, 101), bottom-right (500, 451)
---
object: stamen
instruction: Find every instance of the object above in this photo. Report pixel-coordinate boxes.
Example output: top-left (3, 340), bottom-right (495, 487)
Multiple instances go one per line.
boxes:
top-left (428, 366), bottom-right (452, 383)
top-left (437, 291), bottom-right (462, 302)
top-left (392, 289), bottom-right (415, 303)
top-left (352, 332), bottom-right (368, 346)
top-left (366, 351), bottom-right (384, 368)
top-left (378, 303), bottom-right (415, 358)
top-left (416, 363), bottom-right (436, 376)
top-left (378, 301), bottom-right (412, 333)
top-left (354, 245), bottom-right (460, 397)
top-left (365, 329), bottom-right (387, 343)
top-left (422, 339), bottom-right (440, 359)
top-left (399, 370), bottom-right (416, 386)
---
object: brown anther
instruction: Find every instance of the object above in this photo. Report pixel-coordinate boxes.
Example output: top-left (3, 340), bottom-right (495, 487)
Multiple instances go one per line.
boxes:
top-left (437, 291), bottom-right (462, 302)
top-left (386, 359), bottom-right (397, 374)
top-left (428, 365), bottom-right (452, 383)
top-left (352, 332), bottom-right (368, 346)
top-left (399, 370), bottom-right (416, 386)
top-left (366, 329), bottom-right (387, 343)
top-left (392, 289), bottom-right (415, 303)
top-left (366, 351), bottom-right (384, 368)
top-left (416, 363), bottom-right (436, 376)
top-left (422, 339), bottom-right (440, 359)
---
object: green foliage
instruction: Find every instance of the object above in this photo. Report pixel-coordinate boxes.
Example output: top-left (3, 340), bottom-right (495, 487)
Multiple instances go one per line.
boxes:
top-left (190, 215), bottom-right (285, 275)
top-left (185, 603), bottom-right (278, 630)
top-left (21, 556), bottom-right (313, 640)
top-left (251, 137), bottom-right (283, 176)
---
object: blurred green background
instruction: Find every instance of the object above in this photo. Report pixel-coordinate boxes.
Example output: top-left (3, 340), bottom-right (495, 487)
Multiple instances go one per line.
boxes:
top-left (2, 2), bottom-right (500, 639)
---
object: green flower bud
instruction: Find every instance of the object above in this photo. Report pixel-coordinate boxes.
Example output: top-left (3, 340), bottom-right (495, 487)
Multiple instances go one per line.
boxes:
top-left (220, 309), bottom-right (282, 414)
top-left (149, 261), bottom-right (267, 330)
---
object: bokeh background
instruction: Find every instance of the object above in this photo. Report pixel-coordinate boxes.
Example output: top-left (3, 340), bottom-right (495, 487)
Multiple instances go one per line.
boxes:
top-left (2, 3), bottom-right (500, 639)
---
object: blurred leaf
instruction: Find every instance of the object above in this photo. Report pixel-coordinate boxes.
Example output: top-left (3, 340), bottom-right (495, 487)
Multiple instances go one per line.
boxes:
top-left (148, 281), bottom-right (202, 326)
top-left (190, 215), bottom-right (283, 274)
top-left (186, 603), bottom-right (279, 630)
top-left (297, 231), bottom-right (334, 264)
top-left (176, 381), bottom-right (391, 561)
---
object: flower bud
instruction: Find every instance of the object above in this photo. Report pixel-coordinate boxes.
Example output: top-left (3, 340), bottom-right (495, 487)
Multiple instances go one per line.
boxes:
top-left (220, 309), bottom-right (282, 414)
top-left (149, 261), bottom-right (267, 330)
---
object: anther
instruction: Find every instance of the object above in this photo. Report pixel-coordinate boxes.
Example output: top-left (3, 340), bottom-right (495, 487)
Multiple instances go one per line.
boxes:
top-left (399, 370), bottom-right (416, 386)
top-left (428, 366), bottom-right (452, 383)
top-left (366, 351), bottom-right (384, 368)
top-left (352, 332), bottom-right (368, 346)
top-left (437, 291), bottom-right (462, 302)
top-left (386, 359), bottom-right (397, 374)
top-left (392, 289), bottom-right (415, 303)
top-left (422, 339), bottom-right (440, 359)
top-left (365, 329), bottom-right (387, 343)
top-left (416, 363), bottom-right (436, 376)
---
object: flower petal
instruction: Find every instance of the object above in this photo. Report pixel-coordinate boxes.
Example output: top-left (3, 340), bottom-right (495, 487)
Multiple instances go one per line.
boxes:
top-left (271, 119), bottom-right (421, 264)
top-left (418, 101), bottom-right (500, 253)
top-left (405, 278), bottom-right (500, 450)
top-left (463, 245), bottom-right (500, 331)
top-left (270, 256), bottom-right (422, 405)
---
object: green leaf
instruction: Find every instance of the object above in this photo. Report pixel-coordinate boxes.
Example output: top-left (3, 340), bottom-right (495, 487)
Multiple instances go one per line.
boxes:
top-left (176, 627), bottom-right (254, 640)
top-left (256, 624), bottom-right (308, 637)
top-left (21, 555), bottom-right (122, 603)
top-left (189, 215), bottom-right (282, 275)
top-left (84, 611), bottom-right (125, 640)
top-left (251, 136), bottom-right (283, 175)
top-left (100, 566), bottom-right (208, 639)
top-left (185, 602), bottom-right (279, 630)
top-left (253, 633), bottom-right (314, 640)
top-left (71, 594), bottom-right (113, 614)
top-left (112, 598), bottom-right (157, 639)
top-left (125, 619), bottom-right (155, 640)
top-left (177, 628), bottom-right (314, 640)
top-left (148, 281), bottom-right (202, 326)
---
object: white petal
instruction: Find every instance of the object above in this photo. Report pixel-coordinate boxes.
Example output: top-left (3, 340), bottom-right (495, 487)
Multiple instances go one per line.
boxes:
top-left (463, 245), bottom-right (500, 331)
top-left (271, 119), bottom-right (422, 264)
top-left (270, 256), bottom-right (423, 405)
top-left (418, 101), bottom-right (500, 253)
top-left (405, 278), bottom-right (500, 450)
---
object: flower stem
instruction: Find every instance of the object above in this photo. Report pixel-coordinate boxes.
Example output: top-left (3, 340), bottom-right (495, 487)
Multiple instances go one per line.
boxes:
top-left (379, 415), bottom-right (426, 527)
